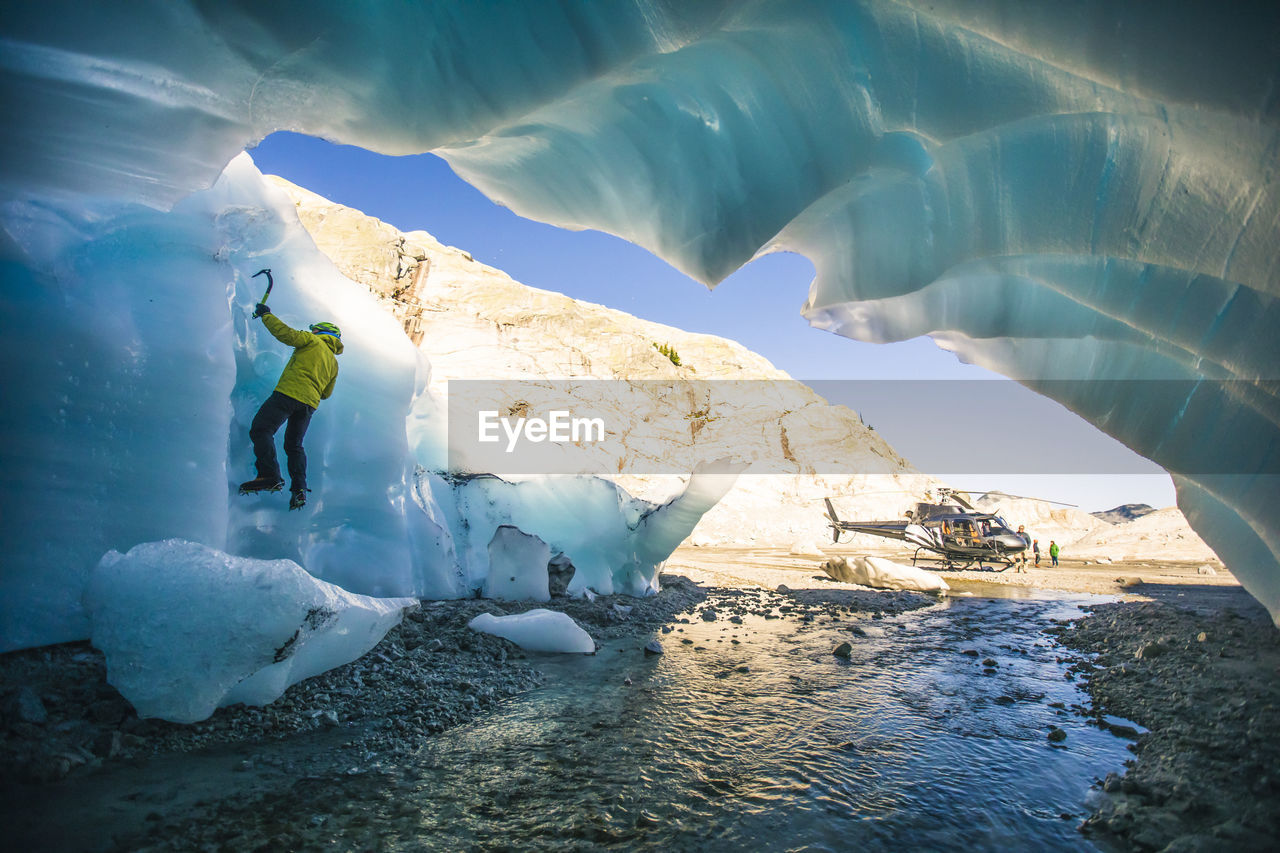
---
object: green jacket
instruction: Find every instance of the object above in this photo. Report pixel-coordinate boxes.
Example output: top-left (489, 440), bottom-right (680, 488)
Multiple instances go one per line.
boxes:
top-left (1049, 543), bottom-right (1060, 557)
top-left (262, 313), bottom-right (342, 408)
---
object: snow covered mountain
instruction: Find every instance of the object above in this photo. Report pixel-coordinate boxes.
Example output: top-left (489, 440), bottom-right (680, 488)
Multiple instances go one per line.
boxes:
top-left (2, 0), bottom-right (1276, 640)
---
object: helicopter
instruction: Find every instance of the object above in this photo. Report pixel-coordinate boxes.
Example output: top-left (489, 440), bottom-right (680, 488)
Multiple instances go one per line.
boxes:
top-left (823, 488), bottom-right (1071, 571)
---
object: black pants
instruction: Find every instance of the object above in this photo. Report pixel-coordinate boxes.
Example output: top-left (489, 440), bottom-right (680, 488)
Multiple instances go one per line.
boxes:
top-left (250, 391), bottom-right (315, 492)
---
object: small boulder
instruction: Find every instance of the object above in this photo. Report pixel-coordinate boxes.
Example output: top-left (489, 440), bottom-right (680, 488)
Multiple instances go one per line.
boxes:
top-left (1134, 641), bottom-right (1168, 660)
top-left (833, 642), bottom-right (853, 659)
top-left (644, 639), bottom-right (663, 656)
top-left (1048, 727), bottom-right (1067, 743)
top-left (1197, 564), bottom-right (1217, 576)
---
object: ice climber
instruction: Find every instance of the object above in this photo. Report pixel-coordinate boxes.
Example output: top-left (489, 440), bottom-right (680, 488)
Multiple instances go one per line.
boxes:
top-left (238, 301), bottom-right (343, 510)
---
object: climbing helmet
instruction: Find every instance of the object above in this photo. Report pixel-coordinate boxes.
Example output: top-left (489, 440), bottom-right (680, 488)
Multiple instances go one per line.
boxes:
top-left (309, 322), bottom-right (341, 339)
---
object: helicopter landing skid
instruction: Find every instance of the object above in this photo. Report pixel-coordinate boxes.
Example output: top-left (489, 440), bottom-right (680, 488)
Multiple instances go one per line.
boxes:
top-left (912, 548), bottom-right (1013, 573)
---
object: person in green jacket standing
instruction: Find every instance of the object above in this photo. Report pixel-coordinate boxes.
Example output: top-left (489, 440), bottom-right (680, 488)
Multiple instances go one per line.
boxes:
top-left (238, 301), bottom-right (343, 510)
top-left (1049, 540), bottom-right (1060, 567)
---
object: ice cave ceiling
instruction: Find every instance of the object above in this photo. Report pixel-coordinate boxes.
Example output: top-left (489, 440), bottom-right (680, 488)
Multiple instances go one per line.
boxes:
top-left (2, 0), bottom-right (1279, 639)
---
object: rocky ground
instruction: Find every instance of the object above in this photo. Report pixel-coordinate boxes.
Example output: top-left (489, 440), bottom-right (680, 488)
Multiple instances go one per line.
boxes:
top-left (0, 576), bottom-right (713, 788)
top-left (1052, 598), bottom-right (1280, 851)
top-left (0, 572), bottom-right (931, 851)
top-left (3, 550), bottom-right (1277, 852)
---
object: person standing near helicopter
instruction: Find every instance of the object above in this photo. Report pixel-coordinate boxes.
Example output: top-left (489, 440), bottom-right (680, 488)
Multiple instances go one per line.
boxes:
top-left (1015, 525), bottom-right (1031, 571)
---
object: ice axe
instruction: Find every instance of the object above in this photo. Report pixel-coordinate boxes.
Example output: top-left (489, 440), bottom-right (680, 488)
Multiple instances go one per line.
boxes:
top-left (252, 268), bottom-right (274, 304)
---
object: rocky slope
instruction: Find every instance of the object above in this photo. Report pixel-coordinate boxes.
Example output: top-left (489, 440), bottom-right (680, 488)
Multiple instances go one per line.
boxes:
top-left (1067, 507), bottom-right (1221, 564)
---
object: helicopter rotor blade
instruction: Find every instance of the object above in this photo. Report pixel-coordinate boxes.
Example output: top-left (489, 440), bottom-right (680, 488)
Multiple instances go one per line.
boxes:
top-left (937, 488), bottom-right (975, 510)
top-left (955, 489), bottom-right (1078, 508)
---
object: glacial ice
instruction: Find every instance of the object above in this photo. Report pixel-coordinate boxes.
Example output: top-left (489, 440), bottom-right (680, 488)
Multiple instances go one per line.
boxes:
top-left (821, 555), bottom-right (951, 594)
top-left (2, 0), bottom-right (1279, 643)
top-left (84, 540), bottom-right (416, 723)
top-left (468, 610), bottom-right (596, 655)
top-left (484, 525), bottom-right (552, 602)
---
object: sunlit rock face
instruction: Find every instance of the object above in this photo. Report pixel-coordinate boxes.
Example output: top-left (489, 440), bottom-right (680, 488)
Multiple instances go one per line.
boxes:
top-left (2, 2), bottom-right (1278, 621)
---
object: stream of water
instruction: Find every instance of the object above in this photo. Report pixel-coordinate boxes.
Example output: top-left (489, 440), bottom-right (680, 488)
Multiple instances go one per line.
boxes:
top-left (378, 593), bottom-right (1130, 850)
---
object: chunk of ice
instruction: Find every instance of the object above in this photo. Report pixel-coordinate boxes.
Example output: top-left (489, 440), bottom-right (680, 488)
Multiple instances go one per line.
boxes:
top-left (821, 555), bottom-right (950, 593)
top-left (468, 609), bottom-right (595, 654)
top-left (84, 540), bottom-right (416, 723)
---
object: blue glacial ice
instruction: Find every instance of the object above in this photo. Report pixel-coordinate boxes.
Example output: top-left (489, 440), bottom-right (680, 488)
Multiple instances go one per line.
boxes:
top-left (2, 0), bottom-right (1279, 651)
top-left (85, 539), bottom-right (417, 722)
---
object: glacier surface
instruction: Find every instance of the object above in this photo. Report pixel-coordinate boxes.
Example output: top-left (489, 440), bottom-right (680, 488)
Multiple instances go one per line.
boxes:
top-left (2, 0), bottom-right (1279, 637)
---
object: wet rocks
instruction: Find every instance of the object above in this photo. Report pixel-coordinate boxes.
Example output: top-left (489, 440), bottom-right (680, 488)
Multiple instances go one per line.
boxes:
top-left (644, 640), bottom-right (663, 656)
top-left (1052, 599), bottom-right (1280, 849)
top-left (833, 642), bottom-right (853, 659)
top-left (1133, 640), bottom-right (1168, 660)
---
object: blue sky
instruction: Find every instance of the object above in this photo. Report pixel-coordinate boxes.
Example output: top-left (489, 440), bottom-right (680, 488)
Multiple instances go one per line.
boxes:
top-left (249, 132), bottom-right (1173, 512)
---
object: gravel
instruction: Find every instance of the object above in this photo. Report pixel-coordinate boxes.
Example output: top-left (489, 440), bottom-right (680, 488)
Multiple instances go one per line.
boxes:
top-left (1050, 597), bottom-right (1280, 851)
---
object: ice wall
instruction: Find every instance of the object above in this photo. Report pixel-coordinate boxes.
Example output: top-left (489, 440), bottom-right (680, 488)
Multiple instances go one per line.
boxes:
top-left (2, 1), bottom-right (1279, 622)
top-left (0, 152), bottom-right (447, 650)
top-left (416, 458), bottom-right (746, 599)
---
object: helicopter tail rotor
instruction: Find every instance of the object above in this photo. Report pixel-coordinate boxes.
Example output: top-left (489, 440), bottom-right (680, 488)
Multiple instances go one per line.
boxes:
top-left (824, 498), bottom-right (842, 544)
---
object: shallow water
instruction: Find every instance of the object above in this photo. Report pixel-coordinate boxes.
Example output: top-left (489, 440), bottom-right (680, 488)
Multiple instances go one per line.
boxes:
top-left (379, 594), bottom-right (1131, 851)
